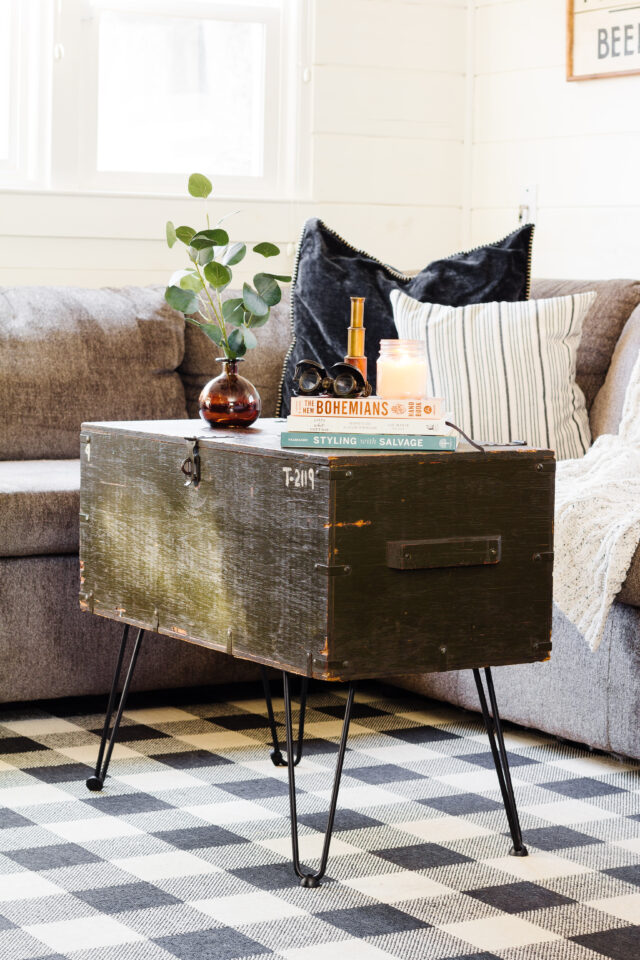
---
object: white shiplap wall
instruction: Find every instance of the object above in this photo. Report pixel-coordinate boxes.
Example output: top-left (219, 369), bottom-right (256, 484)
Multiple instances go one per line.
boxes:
top-left (470, 0), bottom-right (640, 277)
top-left (0, 0), bottom-right (467, 288)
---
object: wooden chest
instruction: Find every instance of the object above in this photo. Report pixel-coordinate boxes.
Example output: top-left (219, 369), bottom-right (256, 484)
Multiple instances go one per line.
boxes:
top-left (79, 419), bottom-right (555, 681)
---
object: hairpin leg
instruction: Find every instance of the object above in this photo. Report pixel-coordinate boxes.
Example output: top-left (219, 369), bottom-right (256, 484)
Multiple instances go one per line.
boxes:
top-left (283, 671), bottom-right (355, 887)
top-left (86, 625), bottom-right (145, 792)
top-left (473, 667), bottom-right (528, 856)
top-left (260, 666), bottom-right (307, 767)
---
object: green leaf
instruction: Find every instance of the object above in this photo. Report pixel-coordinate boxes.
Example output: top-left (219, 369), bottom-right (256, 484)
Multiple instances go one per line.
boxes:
top-left (169, 268), bottom-right (191, 286)
top-left (253, 241), bottom-right (280, 258)
top-left (188, 173), bottom-right (212, 198)
top-left (248, 308), bottom-right (271, 328)
top-left (228, 328), bottom-right (247, 356)
top-left (263, 273), bottom-right (291, 282)
top-left (179, 272), bottom-right (203, 292)
top-left (196, 246), bottom-right (214, 266)
top-left (222, 242), bottom-right (246, 266)
top-left (175, 225), bottom-right (196, 244)
top-left (166, 220), bottom-right (177, 248)
top-left (190, 228), bottom-right (229, 250)
top-left (165, 285), bottom-right (199, 315)
top-left (187, 318), bottom-right (223, 346)
top-left (242, 327), bottom-right (258, 350)
top-left (204, 261), bottom-right (232, 289)
top-left (242, 283), bottom-right (269, 317)
top-left (222, 297), bottom-right (245, 326)
top-left (254, 272), bottom-right (281, 307)
top-left (200, 323), bottom-right (223, 346)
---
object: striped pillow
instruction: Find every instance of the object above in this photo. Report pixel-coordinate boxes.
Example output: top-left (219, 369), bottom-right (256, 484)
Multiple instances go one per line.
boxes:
top-left (391, 290), bottom-right (596, 460)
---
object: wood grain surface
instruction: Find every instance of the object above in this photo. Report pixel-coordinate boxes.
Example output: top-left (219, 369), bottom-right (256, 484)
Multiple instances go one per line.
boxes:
top-left (80, 419), bottom-right (555, 681)
top-left (80, 425), bottom-right (332, 676)
top-left (327, 452), bottom-right (554, 679)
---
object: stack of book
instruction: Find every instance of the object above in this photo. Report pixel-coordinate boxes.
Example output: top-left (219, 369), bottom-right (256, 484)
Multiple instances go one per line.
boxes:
top-left (281, 396), bottom-right (457, 450)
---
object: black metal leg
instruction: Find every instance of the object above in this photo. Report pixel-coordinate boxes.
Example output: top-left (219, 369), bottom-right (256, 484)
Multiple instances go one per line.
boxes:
top-left (473, 667), bottom-right (528, 856)
top-left (86, 626), bottom-right (145, 792)
top-left (283, 671), bottom-right (355, 887)
top-left (260, 666), bottom-right (307, 767)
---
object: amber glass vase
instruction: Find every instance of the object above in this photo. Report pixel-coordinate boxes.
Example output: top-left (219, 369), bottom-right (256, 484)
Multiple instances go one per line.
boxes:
top-left (198, 358), bottom-right (261, 428)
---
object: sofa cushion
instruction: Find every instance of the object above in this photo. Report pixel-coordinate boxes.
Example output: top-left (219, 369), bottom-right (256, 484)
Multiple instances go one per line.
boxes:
top-left (392, 290), bottom-right (595, 460)
top-left (0, 555), bottom-right (259, 701)
top-left (0, 286), bottom-right (188, 460)
top-left (590, 304), bottom-right (640, 440)
top-left (179, 292), bottom-right (292, 418)
top-left (278, 218), bottom-right (535, 416)
top-left (530, 279), bottom-right (640, 413)
top-left (0, 460), bottom-right (80, 557)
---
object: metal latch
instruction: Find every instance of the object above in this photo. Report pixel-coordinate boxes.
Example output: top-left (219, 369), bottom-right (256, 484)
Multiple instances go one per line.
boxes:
top-left (533, 551), bottom-right (554, 563)
top-left (314, 563), bottom-right (352, 576)
top-left (180, 438), bottom-right (201, 488)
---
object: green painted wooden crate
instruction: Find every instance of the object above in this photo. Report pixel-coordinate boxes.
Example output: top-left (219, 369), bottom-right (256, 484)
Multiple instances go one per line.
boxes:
top-left (79, 419), bottom-right (555, 681)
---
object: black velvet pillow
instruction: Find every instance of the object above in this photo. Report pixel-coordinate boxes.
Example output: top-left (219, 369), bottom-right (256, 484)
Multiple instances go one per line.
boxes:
top-left (277, 218), bottom-right (535, 415)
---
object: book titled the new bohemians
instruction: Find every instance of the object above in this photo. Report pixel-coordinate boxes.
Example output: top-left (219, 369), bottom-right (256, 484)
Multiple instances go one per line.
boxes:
top-left (286, 415), bottom-right (451, 436)
top-left (289, 396), bottom-right (444, 420)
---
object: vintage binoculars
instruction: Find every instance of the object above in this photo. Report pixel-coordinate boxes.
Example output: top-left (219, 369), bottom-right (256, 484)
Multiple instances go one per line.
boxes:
top-left (292, 359), bottom-right (371, 398)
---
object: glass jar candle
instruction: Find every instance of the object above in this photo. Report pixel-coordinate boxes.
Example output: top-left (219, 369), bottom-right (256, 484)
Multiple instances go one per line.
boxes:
top-left (376, 340), bottom-right (427, 398)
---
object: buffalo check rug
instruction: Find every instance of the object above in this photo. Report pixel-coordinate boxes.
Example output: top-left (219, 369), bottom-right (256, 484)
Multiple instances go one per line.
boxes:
top-left (0, 681), bottom-right (639, 960)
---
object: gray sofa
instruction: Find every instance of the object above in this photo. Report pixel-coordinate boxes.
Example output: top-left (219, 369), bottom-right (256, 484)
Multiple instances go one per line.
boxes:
top-left (0, 286), bottom-right (290, 702)
top-left (1, 280), bottom-right (639, 758)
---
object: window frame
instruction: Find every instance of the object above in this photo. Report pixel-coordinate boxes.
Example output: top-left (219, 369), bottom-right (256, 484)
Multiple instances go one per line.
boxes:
top-left (5, 0), bottom-right (309, 200)
top-left (0, 0), bottom-right (51, 188)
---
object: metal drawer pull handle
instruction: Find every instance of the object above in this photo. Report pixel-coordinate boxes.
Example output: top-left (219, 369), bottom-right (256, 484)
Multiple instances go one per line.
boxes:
top-left (387, 535), bottom-right (502, 570)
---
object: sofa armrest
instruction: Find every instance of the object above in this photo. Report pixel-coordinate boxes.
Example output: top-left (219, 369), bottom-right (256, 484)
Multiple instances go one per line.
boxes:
top-left (591, 304), bottom-right (640, 440)
top-left (617, 541), bottom-right (640, 608)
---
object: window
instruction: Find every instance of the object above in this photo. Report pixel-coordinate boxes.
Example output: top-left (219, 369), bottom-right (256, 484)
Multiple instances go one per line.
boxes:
top-left (96, 13), bottom-right (266, 178)
top-left (2, 0), bottom-right (306, 197)
top-left (0, 0), bottom-right (50, 187)
top-left (0, 3), bottom-right (11, 163)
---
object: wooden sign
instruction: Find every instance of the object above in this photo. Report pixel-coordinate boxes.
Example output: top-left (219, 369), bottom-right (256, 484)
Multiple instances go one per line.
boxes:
top-left (568, 0), bottom-right (640, 81)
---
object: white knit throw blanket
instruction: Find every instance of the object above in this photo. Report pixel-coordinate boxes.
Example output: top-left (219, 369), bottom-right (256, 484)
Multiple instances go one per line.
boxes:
top-left (554, 351), bottom-right (640, 650)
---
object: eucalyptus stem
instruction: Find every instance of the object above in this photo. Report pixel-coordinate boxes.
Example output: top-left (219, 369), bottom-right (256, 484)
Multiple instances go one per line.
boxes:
top-left (166, 172), bottom-right (289, 361)
top-left (215, 289), bottom-right (227, 323)
top-left (194, 260), bottom-right (231, 356)
top-left (214, 288), bottom-right (238, 348)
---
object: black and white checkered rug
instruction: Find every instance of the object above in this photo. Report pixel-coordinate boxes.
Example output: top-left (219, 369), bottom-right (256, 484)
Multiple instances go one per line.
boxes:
top-left (1, 681), bottom-right (639, 960)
